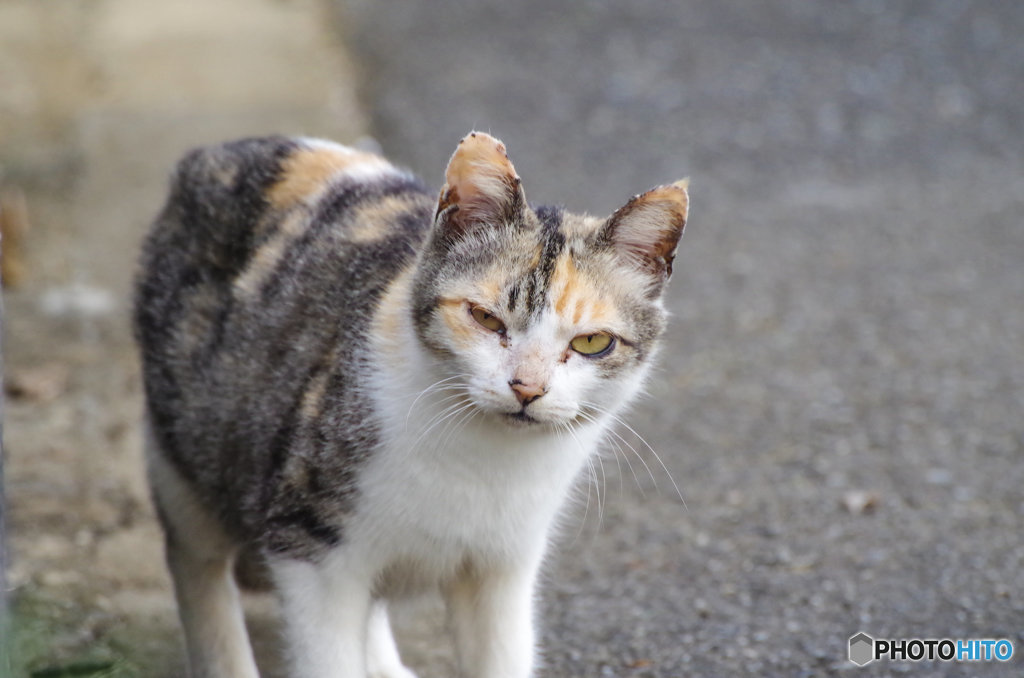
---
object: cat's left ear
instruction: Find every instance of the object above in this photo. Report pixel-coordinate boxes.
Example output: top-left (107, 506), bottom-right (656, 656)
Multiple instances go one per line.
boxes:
top-left (435, 131), bottom-right (527, 239)
top-left (600, 179), bottom-right (689, 289)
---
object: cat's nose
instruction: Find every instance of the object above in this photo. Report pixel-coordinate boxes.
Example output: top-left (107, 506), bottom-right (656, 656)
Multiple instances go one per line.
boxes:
top-left (509, 379), bottom-right (547, 406)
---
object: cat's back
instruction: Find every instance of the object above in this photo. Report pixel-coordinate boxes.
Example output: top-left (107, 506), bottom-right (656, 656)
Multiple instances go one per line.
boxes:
top-left (136, 135), bottom-right (433, 373)
top-left (134, 136), bottom-right (433, 538)
top-left (135, 135), bottom-right (431, 306)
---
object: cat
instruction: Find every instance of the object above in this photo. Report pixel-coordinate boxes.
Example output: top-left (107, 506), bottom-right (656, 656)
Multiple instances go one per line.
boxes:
top-left (133, 131), bottom-right (688, 678)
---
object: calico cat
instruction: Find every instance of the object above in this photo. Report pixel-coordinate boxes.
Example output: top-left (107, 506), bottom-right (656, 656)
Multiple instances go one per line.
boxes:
top-left (133, 131), bottom-right (688, 678)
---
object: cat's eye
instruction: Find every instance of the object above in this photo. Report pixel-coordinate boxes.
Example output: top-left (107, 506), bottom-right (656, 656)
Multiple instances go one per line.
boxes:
top-left (470, 306), bottom-right (506, 334)
top-left (570, 333), bottom-right (615, 357)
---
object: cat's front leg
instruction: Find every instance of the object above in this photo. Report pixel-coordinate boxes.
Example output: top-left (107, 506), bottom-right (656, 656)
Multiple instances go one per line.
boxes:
top-left (366, 601), bottom-right (419, 678)
top-left (147, 442), bottom-right (259, 678)
top-left (272, 557), bottom-right (374, 678)
top-left (446, 560), bottom-right (541, 678)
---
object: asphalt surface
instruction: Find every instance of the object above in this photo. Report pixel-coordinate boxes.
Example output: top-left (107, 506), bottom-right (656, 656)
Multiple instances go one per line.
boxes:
top-left (337, 1), bottom-right (1024, 676)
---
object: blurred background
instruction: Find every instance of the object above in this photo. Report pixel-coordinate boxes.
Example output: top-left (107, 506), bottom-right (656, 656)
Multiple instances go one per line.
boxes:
top-left (2, 0), bottom-right (1022, 676)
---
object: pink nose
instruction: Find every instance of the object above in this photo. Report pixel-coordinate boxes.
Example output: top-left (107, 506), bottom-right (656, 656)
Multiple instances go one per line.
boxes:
top-left (509, 380), bottom-right (547, 406)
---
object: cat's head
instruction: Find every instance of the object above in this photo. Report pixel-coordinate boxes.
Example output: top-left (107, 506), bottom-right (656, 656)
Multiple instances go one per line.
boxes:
top-left (411, 132), bottom-right (687, 430)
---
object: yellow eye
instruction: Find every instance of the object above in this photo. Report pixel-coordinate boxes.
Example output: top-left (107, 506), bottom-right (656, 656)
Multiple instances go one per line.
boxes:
top-left (471, 306), bottom-right (506, 334)
top-left (570, 333), bottom-right (614, 356)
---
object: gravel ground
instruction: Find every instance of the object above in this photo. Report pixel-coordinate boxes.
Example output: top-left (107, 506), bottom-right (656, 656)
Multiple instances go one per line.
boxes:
top-left (1, 1), bottom-right (364, 675)
top-left (338, 1), bottom-right (1024, 675)
top-left (3, 1), bottom-right (1021, 677)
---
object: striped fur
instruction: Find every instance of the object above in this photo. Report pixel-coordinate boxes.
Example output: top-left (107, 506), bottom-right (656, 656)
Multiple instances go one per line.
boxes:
top-left (134, 131), bottom-right (688, 678)
top-left (136, 136), bottom-right (433, 558)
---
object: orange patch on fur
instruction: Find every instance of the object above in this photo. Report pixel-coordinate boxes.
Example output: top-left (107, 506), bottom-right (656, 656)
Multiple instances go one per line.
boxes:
top-left (373, 282), bottom-right (404, 340)
top-left (346, 194), bottom-right (430, 243)
top-left (569, 283), bottom-right (615, 327)
top-left (583, 295), bottom-right (614, 324)
top-left (346, 197), bottom-right (402, 242)
top-left (528, 246), bottom-right (542, 270)
top-left (572, 298), bottom-right (585, 325)
top-left (438, 131), bottom-right (519, 215)
top-left (233, 210), bottom-right (308, 298)
top-left (475, 268), bottom-right (505, 306)
top-left (569, 293), bottom-right (615, 326)
top-left (268, 146), bottom-right (387, 210)
top-left (552, 255), bottom-right (581, 315)
top-left (300, 369), bottom-right (331, 420)
top-left (370, 268), bottom-right (418, 359)
top-left (437, 297), bottom-right (477, 348)
top-left (548, 253), bottom-right (617, 327)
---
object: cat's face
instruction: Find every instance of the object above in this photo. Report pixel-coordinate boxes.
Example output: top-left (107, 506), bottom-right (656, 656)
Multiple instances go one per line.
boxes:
top-left (412, 132), bottom-right (688, 430)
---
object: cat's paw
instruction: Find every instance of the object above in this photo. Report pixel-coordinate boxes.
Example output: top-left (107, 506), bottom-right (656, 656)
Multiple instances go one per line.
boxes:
top-left (367, 666), bottom-right (418, 678)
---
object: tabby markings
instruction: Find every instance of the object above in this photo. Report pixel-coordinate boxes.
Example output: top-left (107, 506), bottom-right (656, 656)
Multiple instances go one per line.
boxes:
top-left (235, 145), bottom-right (404, 299)
top-left (548, 253), bottom-right (615, 328)
top-left (346, 195), bottom-right (420, 243)
top-left (370, 268), bottom-right (417, 361)
top-left (233, 209), bottom-right (309, 299)
top-left (267, 145), bottom-right (391, 210)
top-left (300, 368), bottom-right (332, 421)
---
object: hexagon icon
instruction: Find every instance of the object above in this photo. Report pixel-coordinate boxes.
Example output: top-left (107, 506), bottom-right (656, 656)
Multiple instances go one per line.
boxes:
top-left (849, 632), bottom-right (874, 666)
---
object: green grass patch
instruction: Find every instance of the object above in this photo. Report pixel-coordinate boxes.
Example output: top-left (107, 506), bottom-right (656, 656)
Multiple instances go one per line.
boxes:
top-left (2, 586), bottom-right (145, 678)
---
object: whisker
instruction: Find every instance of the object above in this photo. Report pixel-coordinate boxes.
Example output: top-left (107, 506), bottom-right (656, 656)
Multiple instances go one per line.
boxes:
top-left (578, 455), bottom-right (599, 539)
top-left (593, 442), bottom-right (607, 527)
top-left (599, 424), bottom-right (629, 501)
top-left (557, 422), bottom-right (596, 543)
top-left (577, 410), bottom-right (647, 500)
top-left (403, 374), bottom-right (470, 428)
top-left (607, 424), bottom-right (657, 491)
top-left (423, 404), bottom-right (476, 456)
top-left (408, 399), bottom-right (475, 453)
top-left (435, 402), bottom-right (479, 452)
top-left (605, 412), bottom-right (686, 509)
top-left (421, 392), bottom-right (472, 413)
top-left (580, 401), bottom-right (687, 510)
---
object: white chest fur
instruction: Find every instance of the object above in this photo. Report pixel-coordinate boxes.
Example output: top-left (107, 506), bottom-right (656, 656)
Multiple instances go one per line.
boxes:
top-left (353, 271), bottom-right (609, 586)
top-left (354, 362), bottom-right (604, 593)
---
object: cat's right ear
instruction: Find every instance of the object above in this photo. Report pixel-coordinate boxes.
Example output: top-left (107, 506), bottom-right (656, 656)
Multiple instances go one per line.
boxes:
top-left (599, 180), bottom-right (689, 293)
top-left (434, 131), bottom-right (527, 240)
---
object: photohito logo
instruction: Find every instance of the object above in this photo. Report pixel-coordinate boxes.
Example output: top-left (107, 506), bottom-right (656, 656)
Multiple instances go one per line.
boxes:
top-left (849, 632), bottom-right (1014, 666)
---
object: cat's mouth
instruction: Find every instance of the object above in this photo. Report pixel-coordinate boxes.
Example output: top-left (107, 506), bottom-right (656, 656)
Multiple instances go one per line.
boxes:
top-left (503, 411), bottom-right (542, 426)
top-left (497, 409), bottom-right (557, 430)
top-left (494, 404), bottom-right (583, 429)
